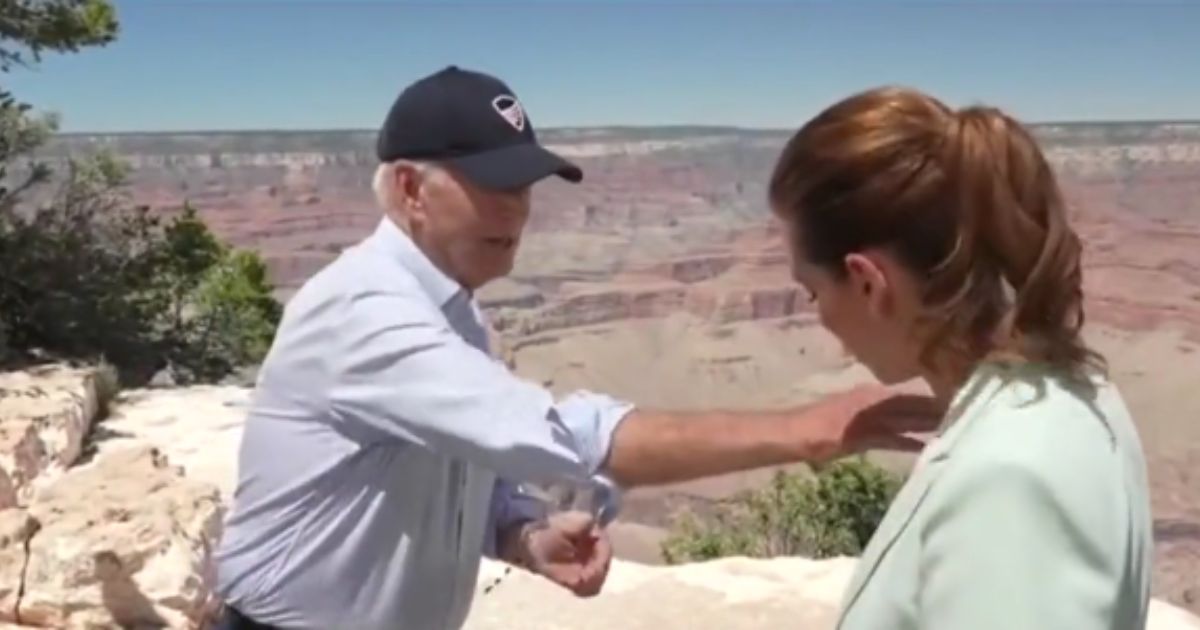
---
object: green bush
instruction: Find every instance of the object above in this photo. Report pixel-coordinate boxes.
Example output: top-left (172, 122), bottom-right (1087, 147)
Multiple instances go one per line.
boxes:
top-left (660, 457), bottom-right (904, 564)
top-left (0, 151), bottom-right (281, 385)
top-left (163, 236), bottom-right (283, 383)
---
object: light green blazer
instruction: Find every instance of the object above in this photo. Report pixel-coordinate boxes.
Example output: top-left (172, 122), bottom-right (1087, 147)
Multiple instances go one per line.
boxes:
top-left (836, 361), bottom-right (1155, 630)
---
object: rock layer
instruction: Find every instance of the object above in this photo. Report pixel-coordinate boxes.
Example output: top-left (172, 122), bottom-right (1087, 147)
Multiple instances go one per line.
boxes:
top-left (0, 365), bottom-right (223, 629)
top-left (0, 510), bottom-right (38, 622)
top-left (0, 364), bottom-right (115, 509)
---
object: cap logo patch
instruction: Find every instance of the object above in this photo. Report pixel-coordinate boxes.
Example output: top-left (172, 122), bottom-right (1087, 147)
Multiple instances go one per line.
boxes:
top-left (492, 94), bottom-right (526, 132)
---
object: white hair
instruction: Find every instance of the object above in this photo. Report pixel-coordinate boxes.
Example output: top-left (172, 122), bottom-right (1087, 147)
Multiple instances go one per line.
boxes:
top-left (371, 159), bottom-right (436, 211)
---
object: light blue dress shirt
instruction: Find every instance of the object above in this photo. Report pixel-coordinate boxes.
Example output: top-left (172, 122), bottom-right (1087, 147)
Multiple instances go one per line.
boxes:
top-left (213, 217), bottom-right (635, 630)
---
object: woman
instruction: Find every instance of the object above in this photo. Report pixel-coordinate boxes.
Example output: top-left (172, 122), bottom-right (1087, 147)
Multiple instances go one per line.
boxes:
top-left (768, 86), bottom-right (1154, 630)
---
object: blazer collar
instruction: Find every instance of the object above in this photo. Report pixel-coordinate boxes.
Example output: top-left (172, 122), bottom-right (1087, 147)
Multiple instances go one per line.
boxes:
top-left (836, 363), bottom-right (1010, 624)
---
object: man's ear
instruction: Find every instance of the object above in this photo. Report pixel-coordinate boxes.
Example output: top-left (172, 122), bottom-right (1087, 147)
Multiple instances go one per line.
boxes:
top-left (844, 252), bottom-right (891, 317)
top-left (394, 161), bottom-right (429, 223)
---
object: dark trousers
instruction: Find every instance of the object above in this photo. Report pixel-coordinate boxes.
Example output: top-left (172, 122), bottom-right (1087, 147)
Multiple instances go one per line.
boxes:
top-left (212, 605), bottom-right (283, 630)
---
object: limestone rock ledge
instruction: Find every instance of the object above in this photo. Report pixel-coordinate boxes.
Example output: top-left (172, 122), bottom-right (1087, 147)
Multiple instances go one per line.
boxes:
top-left (0, 446), bottom-right (224, 629)
top-left (464, 555), bottom-right (1200, 630)
top-left (0, 364), bottom-right (116, 509)
top-left (465, 555), bottom-right (853, 630)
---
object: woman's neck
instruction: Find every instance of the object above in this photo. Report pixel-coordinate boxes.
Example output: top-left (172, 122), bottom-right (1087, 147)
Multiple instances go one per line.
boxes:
top-left (921, 357), bottom-right (976, 409)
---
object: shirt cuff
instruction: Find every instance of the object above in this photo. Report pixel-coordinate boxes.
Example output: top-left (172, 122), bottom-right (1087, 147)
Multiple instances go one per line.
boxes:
top-left (483, 480), bottom-right (548, 559)
top-left (588, 473), bottom-right (624, 527)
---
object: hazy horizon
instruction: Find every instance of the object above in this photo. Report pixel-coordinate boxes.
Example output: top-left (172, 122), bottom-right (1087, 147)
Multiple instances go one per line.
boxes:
top-left (45, 116), bottom-right (1200, 138)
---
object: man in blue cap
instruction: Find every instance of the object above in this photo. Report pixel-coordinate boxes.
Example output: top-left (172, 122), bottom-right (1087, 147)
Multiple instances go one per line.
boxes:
top-left (210, 65), bottom-right (937, 630)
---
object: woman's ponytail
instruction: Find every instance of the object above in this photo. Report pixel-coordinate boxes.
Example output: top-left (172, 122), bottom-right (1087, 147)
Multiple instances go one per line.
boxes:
top-left (942, 106), bottom-right (1103, 377)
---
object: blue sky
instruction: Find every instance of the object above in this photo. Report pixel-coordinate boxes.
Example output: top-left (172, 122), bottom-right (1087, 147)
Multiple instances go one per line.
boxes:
top-left (7, 0), bottom-right (1197, 132)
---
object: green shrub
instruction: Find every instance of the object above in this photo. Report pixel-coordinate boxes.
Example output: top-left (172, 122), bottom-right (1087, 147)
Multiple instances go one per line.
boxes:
top-left (163, 239), bottom-right (283, 383)
top-left (0, 153), bottom-right (168, 379)
top-left (660, 457), bottom-right (904, 564)
top-left (0, 151), bottom-right (281, 385)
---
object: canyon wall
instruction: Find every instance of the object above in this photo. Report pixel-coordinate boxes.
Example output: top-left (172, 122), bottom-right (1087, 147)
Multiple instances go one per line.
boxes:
top-left (30, 123), bottom-right (1200, 343)
top-left (17, 122), bottom-right (1200, 614)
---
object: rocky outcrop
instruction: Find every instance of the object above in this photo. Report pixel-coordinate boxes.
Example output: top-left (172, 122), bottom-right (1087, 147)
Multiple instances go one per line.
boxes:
top-left (0, 365), bottom-right (223, 629)
top-left (650, 253), bottom-right (787, 285)
top-left (476, 278), bottom-right (546, 310)
top-left (1046, 140), bottom-right (1200, 177)
top-left (0, 510), bottom-right (38, 622)
top-left (0, 364), bottom-right (116, 509)
top-left (86, 385), bottom-right (252, 500)
top-left (0, 446), bottom-right (223, 629)
top-left (465, 556), bottom-right (853, 630)
top-left (464, 555), bottom-right (1200, 630)
top-left (495, 282), bottom-right (806, 336)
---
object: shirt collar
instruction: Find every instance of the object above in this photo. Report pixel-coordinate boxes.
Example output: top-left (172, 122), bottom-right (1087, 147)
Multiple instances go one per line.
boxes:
top-left (368, 216), bottom-right (465, 308)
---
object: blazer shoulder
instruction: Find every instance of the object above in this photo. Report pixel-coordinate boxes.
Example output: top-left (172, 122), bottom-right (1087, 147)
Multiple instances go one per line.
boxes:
top-left (957, 368), bottom-right (1129, 462)
top-left (936, 367), bottom-right (1148, 522)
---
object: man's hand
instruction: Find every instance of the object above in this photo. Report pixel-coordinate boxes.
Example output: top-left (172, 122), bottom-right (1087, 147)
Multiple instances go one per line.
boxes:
top-left (502, 511), bottom-right (612, 597)
top-left (799, 383), bottom-right (944, 464)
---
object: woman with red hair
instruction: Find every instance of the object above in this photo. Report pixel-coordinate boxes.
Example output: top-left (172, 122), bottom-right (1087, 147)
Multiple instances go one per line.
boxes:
top-left (769, 86), bottom-right (1154, 630)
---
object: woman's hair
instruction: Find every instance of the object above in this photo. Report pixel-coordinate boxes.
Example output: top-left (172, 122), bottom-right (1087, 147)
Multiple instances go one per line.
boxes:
top-left (768, 86), bottom-right (1105, 381)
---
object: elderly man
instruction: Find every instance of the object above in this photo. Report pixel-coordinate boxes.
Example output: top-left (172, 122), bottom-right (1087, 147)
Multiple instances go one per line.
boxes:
top-left (211, 65), bottom-right (935, 630)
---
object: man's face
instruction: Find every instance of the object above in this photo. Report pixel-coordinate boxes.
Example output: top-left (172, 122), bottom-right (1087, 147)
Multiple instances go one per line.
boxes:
top-left (403, 163), bottom-right (532, 290)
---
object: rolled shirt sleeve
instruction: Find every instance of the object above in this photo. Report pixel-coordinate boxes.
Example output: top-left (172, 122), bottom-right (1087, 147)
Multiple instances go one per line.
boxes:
top-left (481, 392), bottom-right (632, 558)
top-left (328, 287), bottom-right (636, 486)
top-left (552, 391), bottom-right (635, 479)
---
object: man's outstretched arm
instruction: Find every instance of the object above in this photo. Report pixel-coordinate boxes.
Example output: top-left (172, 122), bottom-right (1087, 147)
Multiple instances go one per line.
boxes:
top-left (601, 387), bottom-right (938, 488)
top-left (332, 288), bottom-right (939, 491)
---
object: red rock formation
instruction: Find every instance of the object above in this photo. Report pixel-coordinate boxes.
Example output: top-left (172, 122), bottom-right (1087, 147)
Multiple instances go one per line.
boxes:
top-left (31, 124), bottom-right (1200, 614)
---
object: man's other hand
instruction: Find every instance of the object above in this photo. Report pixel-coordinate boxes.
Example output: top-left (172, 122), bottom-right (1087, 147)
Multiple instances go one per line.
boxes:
top-left (802, 383), bottom-right (944, 463)
top-left (517, 511), bottom-right (612, 597)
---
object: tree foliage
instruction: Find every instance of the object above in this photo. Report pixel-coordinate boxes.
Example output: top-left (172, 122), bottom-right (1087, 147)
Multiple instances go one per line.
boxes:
top-left (0, 0), bottom-right (118, 70)
top-left (158, 212), bottom-right (283, 383)
top-left (0, 152), bottom-right (282, 384)
top-left (0, 0), bottom-right (281, 384)
top-left (1, 0), bottom-right (118, 200)
top-left (660, 457), bottom-right (904, 564)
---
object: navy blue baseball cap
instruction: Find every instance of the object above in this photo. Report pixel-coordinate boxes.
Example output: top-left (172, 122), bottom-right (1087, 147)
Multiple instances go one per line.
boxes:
top-left (376, 65), bottom-right (583, 190)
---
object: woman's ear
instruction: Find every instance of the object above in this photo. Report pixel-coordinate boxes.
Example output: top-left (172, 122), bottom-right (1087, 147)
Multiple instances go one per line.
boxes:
top-left (843, 252), bottom-right (891, 318)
